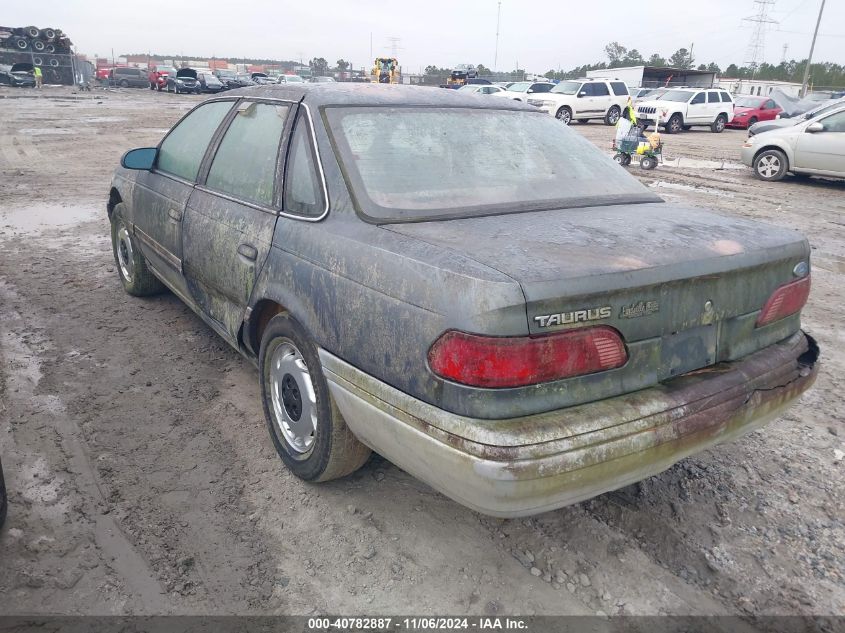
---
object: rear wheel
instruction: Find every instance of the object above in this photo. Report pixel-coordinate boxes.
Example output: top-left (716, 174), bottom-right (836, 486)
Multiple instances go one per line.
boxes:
top-left (753, 149), bottom-right (788, 181)
top-left (711, 114), bottom-right (727, 133)
top-left (555, 106), bottom-right (572, 125)
top-left (640, 155), bottom-right (658, 170)
top-left (259, 314), bottom-right (370, 482)
top-left (110, 204), bottom-right (165, 296)
top-left (605, 105), bottom-right (621, 125)
top-left (119, 79), bottom-right (129, 88)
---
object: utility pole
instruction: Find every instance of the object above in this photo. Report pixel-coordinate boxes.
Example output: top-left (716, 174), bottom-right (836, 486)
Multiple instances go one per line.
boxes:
top-left (369, 32), bottom-right (372, 61)
top-left (743, 0), bottom-right (778, 80)
top-left (801, 0), bottom-right (825, 97)
top-left (494, 1), bottom-right (501, 72)
top-left (688, 42), bottom-right (694, 68)
top-left (781, 43), bottom-right (789, 63)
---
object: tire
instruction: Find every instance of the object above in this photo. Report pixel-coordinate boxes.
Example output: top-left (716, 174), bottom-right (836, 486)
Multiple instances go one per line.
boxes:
top-left (25, 26), bottom-right (40, 38)
top-left (555, 106), bottom-right (572, 125)
top-left (665, 114), bottom-right (683, 134)
top-left (613, 153), bottom-right (631, 166)
top-left (119, 79), bottom-right (129, 88)
top-left (33, 57), bottom-right (43, 66)
top-left (748, 117), bottom-right (758, 127)
top-left (46, 44), bottom-right (55, 53)
top-left (49, 58), bottom-right (59, 67)
top-left (32, 39), bottom-right (45, 52)
top-left (0, 457), bottom-right (7, 529)
top-left (110, 205), bottom-right (165, 296)
top-left (43, 28), bottom-right (56, 40)
top-left (753, 149), bottom-right (788, 182)
top-left (605, 105), bottom-right (621, 126)
top-left (259, 314), bottom-right (370, 482)
top-left (577, 118), bottom-right (589, 124)
top-left (640, 156), bottom-right (658, 170)
top-left (13, 37), bottom-right (29, 50)
top-left (711, 114), bottom-right (727, 133)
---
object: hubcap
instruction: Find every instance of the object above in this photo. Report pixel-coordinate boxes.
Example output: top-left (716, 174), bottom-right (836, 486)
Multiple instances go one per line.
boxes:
top-left (757, 155), bottom-right (780, 178)
top-left (269, 341), bottom-right (317, 454)
top-left (116, 226), bottom-right (134, 283)
top-left (608, 108), bottom-right (619, 124)
top-left (557, 109), bottom-right (571, 124)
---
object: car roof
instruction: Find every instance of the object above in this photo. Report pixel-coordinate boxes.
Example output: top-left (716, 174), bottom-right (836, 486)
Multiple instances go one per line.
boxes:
top-left (223, 83), bottom-right (536, 111)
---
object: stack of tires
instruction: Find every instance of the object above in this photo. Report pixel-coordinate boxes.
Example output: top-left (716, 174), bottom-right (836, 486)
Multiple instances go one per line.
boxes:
top-left (1, 25), bottom-right (72, 54)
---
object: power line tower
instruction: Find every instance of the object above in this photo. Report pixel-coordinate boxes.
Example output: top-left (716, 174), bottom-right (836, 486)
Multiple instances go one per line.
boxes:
top-left (386, 36), bottom-right (402, 59)
top-left (781, 43), bottom-right (789, 63)
top-left (743, 0), bottom-right (778, 78)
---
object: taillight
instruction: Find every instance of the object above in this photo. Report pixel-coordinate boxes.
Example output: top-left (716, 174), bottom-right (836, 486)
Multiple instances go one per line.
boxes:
top-left (428, 326), bottom-right (627, 389)
top-left (756, 275), bottom-right (810, 327)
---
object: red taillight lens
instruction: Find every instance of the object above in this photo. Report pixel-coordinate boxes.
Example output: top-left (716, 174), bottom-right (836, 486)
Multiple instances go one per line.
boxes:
top-left (428, 326), bottom-right (628, 389)
top-left (756, 275), bottom-right (810, 327)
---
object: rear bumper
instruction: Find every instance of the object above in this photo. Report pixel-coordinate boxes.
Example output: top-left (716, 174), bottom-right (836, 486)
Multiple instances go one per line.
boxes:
top-left (320, 332), bottom-right (818, 517)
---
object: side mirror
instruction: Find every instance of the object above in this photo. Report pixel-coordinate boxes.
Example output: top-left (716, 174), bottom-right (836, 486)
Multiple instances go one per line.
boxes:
top-left (121, 147), bottom-right (158, 170)
top-left (527, 88), bottom-right (534, 93)
top-left (578, 91), bottom-right (587, 97)
top-left (806, 122), bottom-right (824, 133)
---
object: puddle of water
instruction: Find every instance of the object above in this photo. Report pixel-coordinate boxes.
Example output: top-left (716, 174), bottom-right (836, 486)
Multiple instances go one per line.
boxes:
top-left (0, 204), bottom-right (101, 234)
top-left (649, 180), bottom-right (735, 198)
top-left (82, 116), bottom-right (129, 123)
top-left (17, 128), bottom-right (78, 135)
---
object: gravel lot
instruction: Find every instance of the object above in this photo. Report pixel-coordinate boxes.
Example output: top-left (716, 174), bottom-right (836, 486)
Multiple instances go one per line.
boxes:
top-left (1, 86), bottom-right (843, 618)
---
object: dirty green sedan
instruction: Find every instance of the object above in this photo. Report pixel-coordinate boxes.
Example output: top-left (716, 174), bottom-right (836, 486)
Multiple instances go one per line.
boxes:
top-left (107, 84), bottom-right (819, 517)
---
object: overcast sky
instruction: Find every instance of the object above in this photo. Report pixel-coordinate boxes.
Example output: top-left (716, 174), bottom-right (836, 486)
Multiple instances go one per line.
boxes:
top-left (7, 0), bottom-right (843, 72)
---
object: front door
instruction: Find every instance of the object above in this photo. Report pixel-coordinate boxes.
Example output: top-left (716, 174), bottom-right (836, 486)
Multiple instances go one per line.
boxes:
top-left (182, 99), bottom-right (293, 340)
top-left (131, 100), bottom-right (234, 291)
top-left (686, 91), bottom-right (708, 123)
top-left (794, 110), bottom-right (845, 175)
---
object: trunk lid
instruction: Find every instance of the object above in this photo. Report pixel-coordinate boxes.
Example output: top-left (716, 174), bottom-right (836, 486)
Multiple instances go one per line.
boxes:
top-left (385, 203), bottom-right (809, 378)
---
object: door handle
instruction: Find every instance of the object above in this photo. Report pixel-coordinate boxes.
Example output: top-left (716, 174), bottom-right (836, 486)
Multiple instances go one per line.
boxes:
top-left (168, 208), bottom-right (182, 222)
top-left (237, 243), bottom-right (258, 262)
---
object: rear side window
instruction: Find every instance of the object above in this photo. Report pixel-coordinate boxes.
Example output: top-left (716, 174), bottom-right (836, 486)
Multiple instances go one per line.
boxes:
top-left (720, 91), bottom-right (733, 103)
top-left (157, 101), bottom-right (232, 182)
top-left (206, 102), bottom-right (290, 206)
top-left (691, 92), bottom-right (706, 104)
top-left (707, 91), bottom-right (719, 103)
top-left (284, 113), bottom-right (325, 217)
top-left (610, 82), bottom-right (628, 96)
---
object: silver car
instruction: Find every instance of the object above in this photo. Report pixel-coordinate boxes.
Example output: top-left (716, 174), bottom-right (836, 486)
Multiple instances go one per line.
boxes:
top-left (741, 104), bottom-right (845, 181)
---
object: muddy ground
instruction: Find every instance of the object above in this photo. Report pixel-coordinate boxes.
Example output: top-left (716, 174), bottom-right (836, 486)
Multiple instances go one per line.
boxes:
top-left (0, 86), bottom-right (843, 618)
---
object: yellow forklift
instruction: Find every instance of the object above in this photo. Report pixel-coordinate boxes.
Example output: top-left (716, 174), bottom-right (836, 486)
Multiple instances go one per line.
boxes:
top-left (371, 57), bottom-right (399, 84)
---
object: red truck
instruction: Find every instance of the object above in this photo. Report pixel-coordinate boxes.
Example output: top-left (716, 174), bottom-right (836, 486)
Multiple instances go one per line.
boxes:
top-left (148, 66), bottom-right (175, 91)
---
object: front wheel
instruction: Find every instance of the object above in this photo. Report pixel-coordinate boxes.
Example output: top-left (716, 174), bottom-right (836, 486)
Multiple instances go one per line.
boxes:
top-left (259, 314), bottom-right (371, 482)
top-left (605, 105), bottom-right (621, 125)
top-left (753, 149), bottom-right (788, 181)
top-left (711, 114), bottom-right (727, 133)
top-left (665, 114), bottom-right (683, 134)
top-left (110, 204), bottom-right (165, 296)
top-left (640, 155), bottom-right (658, 170)
top-left (555, 106), bottom-right (572, 125)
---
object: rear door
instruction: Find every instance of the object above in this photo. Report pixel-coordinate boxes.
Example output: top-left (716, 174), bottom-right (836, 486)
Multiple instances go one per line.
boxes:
top-left (182, 99), bottom-right (294, 340)
top-left (794, 110), bottom-right (845, 175)
top-left (706, 90), bottom-right (722, 119)
top-left (131, 100), bottom-right (234, 291)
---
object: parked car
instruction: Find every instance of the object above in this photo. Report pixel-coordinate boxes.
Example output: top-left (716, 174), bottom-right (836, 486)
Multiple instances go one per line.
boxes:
top-left (109, 67), bottom-right (150, 88)
top-left (635, 87), bottom-right (734, 133)
top-left (234, 73), bottom-right (255, 87)
top-left (493, 81), bottom-right (554, 102)
top-left (527, 78), bottom-right (630, 125)
top-left (197, 71), bottom-right (224, 93)
top-left (451, 64), bottom-right (478, 81)
top-left (749, 96), bottom-right (845, 136)
top-left (457, 84), bottom-right (506, 95)
top-left (166, 68), bottom-right (201, 94)
top-left (251, 72), bottom-right (273, 85)
top-left (0, 456), bottom-right (6, 528)
top-left (148, 66), bottom-right (175, 91)
top-left (0, 63), bottom-right (36, 87)
top-left (309, 76), bottom-right (336, 83)
top-left (213, 70), bottom-right (241, 90)
top-left (726, 96), bottom-right (782, 129)
top-left (108, 84), bottom-right (818, 517)
top-left (277, 74), bottom-right (305, 84)
top-left (741, 104), bottom-right (845, 181)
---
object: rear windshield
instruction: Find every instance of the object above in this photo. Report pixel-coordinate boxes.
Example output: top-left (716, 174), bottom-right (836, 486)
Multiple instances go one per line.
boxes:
top-left (325, 106), bottom-right (659, 223)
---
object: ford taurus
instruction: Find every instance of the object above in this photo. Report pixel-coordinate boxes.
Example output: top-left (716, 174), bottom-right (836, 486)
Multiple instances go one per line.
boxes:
top-left (107, 84), bottom-right (818, 517)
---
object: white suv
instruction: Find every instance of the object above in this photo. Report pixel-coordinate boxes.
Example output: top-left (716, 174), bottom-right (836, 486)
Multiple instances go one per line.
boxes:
top-left (527, 79), bottom-right (630, 125)
top-left (635, 88), bottom-right (734, 133)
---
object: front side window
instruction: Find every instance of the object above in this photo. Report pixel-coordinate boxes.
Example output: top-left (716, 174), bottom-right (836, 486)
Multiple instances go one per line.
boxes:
top-left (284, 114), bottom-right (325, 217)
top-left (157, 101), bottom-right (233, 182)
top-left (326, 106), bottom-right (658, 223)
top-left (819, 110), bottom-right (845, 132)
top-left (589, 83), bottom-right (610, 96)
top-left (206, 102), bottom-right (290, 206)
